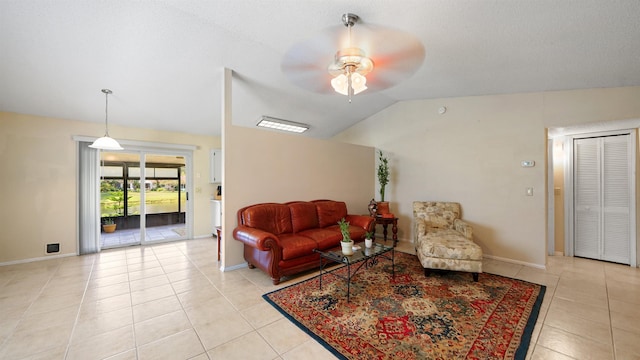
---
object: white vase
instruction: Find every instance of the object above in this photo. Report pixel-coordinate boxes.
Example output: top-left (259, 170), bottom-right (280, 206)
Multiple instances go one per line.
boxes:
top-left (365, 239), bottom-right (373, 248)
top-left (341, 241), bottom-right (354, 255)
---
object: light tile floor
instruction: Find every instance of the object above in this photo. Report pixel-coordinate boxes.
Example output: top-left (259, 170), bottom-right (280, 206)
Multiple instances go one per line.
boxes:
top-left (0, 239), bottom-right (639, 359)
top-left (101, 224), bottom-right (186, 249)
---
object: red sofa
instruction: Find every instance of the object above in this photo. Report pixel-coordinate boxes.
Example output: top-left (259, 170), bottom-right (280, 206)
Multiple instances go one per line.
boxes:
top-left (233, 200), bottom-right (375, 285)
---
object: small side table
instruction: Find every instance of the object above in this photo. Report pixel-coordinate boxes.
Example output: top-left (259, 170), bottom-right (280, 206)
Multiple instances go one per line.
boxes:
top-left (372, 216), bottom-right (398, 246)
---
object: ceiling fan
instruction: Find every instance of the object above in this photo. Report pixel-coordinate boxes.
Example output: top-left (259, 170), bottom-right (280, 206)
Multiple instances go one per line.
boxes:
top-left (281, 13), bottom-right (425, 101)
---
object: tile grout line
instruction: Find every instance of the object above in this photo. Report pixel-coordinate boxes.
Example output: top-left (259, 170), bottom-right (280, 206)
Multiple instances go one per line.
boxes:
top-left (127, 248), bottom-right (141, 360)
top-left (160, 243), bottom-right (211, 359)
top-left (604, 267), bottom-right (617, 360)
top-left (63, 255), bottom-right (97, 360)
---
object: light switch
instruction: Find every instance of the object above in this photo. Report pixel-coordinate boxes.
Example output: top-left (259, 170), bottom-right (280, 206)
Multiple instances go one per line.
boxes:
top-left (526, 187), bottom-right (533, 196)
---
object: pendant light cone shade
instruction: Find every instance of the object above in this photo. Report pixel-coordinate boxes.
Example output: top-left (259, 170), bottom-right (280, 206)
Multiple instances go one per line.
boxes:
top-left (89, 136), bottom-right (123, 150)
top-left (90, 89), bottom-right (123, 150)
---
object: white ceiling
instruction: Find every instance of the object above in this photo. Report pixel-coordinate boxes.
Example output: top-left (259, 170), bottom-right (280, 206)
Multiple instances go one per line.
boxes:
top-left (1, 1), bottom-right (639, 139)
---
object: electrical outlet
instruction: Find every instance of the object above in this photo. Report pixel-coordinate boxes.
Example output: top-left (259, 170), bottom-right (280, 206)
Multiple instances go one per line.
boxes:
top-left (526, 187), bottom-right (534, 196)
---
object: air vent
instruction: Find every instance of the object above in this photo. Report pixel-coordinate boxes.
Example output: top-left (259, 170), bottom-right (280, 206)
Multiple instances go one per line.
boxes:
top-left (46, 243), bottom-right (60, 254)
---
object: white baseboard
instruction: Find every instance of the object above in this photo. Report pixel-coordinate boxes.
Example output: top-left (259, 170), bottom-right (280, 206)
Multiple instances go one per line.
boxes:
top-left (220, 262), bottom-right (248, 272)
top-left (193, 234), bottom-right (214, 239)
top-left (0, 252), bottom-right (76, 267)
top-left (483, 254), bottom-right (546, 270)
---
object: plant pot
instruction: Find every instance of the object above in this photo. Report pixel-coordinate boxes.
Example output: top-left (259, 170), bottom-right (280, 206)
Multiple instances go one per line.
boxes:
top-left (341, 241), bottom-right (354, 255)
top-left (365, 239), bottom-right (373, 248)
top-left (103, 224), bottom-right (117, 233)
top-left (377, 201), bottom-right (390, 215)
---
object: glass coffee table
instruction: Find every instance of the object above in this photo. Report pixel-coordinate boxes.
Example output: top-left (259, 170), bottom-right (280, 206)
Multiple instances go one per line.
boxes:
top-left (313, 242), bottom-right (394, 302)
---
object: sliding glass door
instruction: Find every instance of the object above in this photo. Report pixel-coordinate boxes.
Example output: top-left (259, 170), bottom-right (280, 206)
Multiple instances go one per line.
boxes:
top-left (99, 150), bottom-right (191, 248)
top-left (100, 151), bottom-right (141, 248)
top-left (141, 153), bottom-right (187, 243)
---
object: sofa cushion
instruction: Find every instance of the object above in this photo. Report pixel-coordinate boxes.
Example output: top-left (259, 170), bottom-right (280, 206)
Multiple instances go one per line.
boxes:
top-left (241, 203), bottom-right (292, 235)
top-left (298, 228), bottom-right (342, 250)
top-left (288, 202), bottom-right (319, 233)
top-left (314, 200), bottom-right (348, 228)
top-left (279, 234), bottom-right (318, 260)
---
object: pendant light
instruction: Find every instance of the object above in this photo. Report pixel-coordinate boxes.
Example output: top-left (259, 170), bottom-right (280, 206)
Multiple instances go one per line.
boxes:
top-left (89, 89), bottom-right (123, 150)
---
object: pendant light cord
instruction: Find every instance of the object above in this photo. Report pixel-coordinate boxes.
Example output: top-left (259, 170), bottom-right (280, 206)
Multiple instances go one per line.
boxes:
top-left (102, 89), bottom-right (112, 137)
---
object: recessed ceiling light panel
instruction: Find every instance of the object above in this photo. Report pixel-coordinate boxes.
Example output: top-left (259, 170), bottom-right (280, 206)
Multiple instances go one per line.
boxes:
top-left (256, 116), bottom-right (309, 134)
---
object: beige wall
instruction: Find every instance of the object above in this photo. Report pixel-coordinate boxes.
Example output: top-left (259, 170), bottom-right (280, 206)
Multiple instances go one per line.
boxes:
top-left (0, 112), bottom-right (219, 263)
top-left (334, 86), bottom-right (640, 267)
top-left (222, 125), bottom-right (375, 268)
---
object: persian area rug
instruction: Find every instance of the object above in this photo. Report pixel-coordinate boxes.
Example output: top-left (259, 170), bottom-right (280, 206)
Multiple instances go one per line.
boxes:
top-left (263, 252), bottom-right (545, 360)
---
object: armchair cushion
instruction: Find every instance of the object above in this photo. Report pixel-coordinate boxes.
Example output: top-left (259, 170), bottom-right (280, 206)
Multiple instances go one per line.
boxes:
top-left (419, 229), bottom-right (483, 260)
top-left (413, 201), bottom-right (461, 229)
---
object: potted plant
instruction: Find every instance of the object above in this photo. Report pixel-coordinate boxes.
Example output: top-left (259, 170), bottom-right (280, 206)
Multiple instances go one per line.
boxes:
top-left (102, 216), bottom-right (116, 233)
top-left (338, 218), bottom-right (354, 255)
top-left (364, 231), bottom-right (374, 248)
top-left (101, 189), bottom-right (131, 232)
top-left (377, 150), bottom-right (390, 215)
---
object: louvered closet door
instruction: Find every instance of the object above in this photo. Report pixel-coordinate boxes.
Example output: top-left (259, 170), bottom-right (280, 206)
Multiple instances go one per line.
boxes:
top-left (574, 135), bottom-right (630, 264)
top-left (574, 138), bottom-right (600, 259)
top-left (602, 136), bottom-right (630, 263)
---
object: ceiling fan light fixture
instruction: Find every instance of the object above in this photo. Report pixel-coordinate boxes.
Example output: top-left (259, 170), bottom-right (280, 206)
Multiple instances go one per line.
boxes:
top-left (89, 89), bottom-right (123, 150)
top-left (331, 72), bottom-right (367, 96)
top-left (328, 13), bottom-right (373, 102)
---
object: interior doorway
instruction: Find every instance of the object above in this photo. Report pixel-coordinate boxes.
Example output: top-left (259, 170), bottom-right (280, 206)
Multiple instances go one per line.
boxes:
top-left (561, 129), bottom-right (637, 267)
top-left (572, 133), bottom-right (634, 264)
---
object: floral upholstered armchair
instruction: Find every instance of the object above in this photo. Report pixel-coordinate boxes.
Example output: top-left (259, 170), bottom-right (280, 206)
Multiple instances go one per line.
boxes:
top-left (413, 201), bottom-right (483, 281)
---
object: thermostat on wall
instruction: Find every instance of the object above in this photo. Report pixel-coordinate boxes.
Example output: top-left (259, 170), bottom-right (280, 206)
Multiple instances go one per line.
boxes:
top-left (521, 160), bottom-right (535, 167)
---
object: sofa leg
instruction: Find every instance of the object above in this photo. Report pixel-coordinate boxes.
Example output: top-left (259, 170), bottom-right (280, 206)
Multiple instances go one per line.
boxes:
top-left (272, 278), bottom-right (280, 285)
top-left (424, 268), bottom-right (431, 277)
top-left (247, 263), bottom-right (255, 269)
top-left (472, 273), bottom-right (479, 282)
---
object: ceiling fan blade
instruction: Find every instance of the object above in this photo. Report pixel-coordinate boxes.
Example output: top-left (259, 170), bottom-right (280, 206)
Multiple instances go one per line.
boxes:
top-left (281, 21), bottom-right (425, 94)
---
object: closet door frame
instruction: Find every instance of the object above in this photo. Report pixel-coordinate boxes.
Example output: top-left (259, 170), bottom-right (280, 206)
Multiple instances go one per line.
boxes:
top-left (564, 129), bottom-right (637, 267)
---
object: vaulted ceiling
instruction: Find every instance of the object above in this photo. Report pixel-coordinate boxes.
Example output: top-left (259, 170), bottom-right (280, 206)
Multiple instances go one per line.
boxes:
top-left (1, 1), bottom-right (639, 138)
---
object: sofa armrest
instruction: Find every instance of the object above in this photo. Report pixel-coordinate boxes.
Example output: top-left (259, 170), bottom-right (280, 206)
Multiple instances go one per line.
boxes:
top-left (453, 219), bottom-right (473, 240)
top-left (345, 214), bottom-right (375, 232)
top-left (233, 225), bottom-right (282, 251)
top-left (415, 218), bottom-right (427, 239)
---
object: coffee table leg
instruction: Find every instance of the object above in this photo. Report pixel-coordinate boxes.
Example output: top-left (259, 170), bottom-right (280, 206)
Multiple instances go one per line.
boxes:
top-left (392, 248), bottom-right (395, 278)
top-left (319, 257), bottom-right (323, 290)
top-left (346, 264), bottom-right (351, 302)
top-left (392, 220), bottom-right (398, 246)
